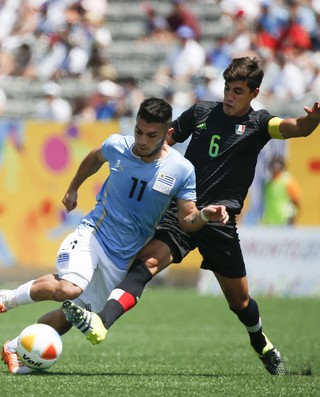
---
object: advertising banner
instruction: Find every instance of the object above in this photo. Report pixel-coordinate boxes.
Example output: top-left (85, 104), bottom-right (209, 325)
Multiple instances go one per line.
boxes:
top-left (0, 120), bottom-right (118, 269)
top-left (197, 226), bottom-right (320, 297)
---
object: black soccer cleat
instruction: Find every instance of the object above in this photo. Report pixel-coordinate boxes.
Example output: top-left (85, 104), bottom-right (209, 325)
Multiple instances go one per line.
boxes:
top-left (258, 347), bottom-right (286, 375)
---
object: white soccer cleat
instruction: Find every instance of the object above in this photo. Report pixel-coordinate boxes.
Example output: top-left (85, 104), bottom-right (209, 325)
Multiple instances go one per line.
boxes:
top-left (0, 290), bottom-right (17, 313)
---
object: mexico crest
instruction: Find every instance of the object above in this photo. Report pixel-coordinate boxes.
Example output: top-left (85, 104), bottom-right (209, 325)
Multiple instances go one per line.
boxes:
top-left (235, 124), bottom-right (246, 135)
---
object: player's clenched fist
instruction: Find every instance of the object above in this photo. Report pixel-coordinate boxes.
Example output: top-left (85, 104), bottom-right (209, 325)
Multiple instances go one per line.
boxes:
top-left (201, 205), bottom-right (229, 224)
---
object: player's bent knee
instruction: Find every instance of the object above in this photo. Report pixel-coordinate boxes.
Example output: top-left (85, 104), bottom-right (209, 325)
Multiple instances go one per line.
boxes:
top-left (53, 281), bottom-right (82, 301)
top-left (229, 296), bottom-right (251, 312)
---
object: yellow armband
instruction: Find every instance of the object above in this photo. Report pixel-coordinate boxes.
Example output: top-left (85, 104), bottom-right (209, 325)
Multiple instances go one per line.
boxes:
top-left (268, 117), bottom-right (284, 139)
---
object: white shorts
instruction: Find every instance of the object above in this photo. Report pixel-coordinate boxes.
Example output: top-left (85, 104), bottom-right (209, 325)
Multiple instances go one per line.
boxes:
top-left (56, 224), bottom-right (127, 312)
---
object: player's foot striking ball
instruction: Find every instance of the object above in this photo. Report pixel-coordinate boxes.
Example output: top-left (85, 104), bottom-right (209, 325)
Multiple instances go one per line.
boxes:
top-left (63, 300), bottom-right (107, 345)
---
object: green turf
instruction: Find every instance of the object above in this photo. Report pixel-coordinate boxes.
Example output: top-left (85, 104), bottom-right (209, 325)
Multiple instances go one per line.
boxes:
top-left (0, 287), bottom-right (319, 396)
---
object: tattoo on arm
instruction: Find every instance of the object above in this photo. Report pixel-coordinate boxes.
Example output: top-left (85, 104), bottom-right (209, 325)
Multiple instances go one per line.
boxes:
top-left (190, 213), bottom-right (198, 224)
top-left (179, 207), bottom-right (199, 224)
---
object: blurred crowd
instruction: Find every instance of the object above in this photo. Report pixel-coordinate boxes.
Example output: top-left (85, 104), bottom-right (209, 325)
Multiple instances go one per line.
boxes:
top-left (0, 0), bottom-right (112, 80)
top-left (0, 0), bottom-right (319, 122)
top-left (147, 0), bottom-right (320, 113)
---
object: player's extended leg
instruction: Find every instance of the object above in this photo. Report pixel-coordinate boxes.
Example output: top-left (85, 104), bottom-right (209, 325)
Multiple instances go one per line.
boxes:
top-left (63, 239), bottom-right (173, 344)
top-left (62, 258), bottom-right (152, 345)
top-left (99, 237), bottom-right (172, 328)
top-left (1, 227), bottom-right (95, 313)
top-left (0, 279), bottom-right (35, 313)
top-left (215, 272), bottom-right (286, 375)
top-left (0, 274), bottom-right (83, 313)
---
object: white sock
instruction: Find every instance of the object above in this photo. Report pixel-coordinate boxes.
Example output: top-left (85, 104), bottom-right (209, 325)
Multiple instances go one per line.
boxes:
top-left (7, 337), bottom-right (19, 352)
top-left (15, 280), bottom-right (35, 305)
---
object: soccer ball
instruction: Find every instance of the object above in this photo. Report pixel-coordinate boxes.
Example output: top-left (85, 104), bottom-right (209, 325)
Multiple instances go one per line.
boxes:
top-left (16, 323), bottom-right (63, 371)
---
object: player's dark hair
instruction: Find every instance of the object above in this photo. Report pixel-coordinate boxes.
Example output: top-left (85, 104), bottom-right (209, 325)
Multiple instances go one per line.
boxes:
top-left (223, 57), bottom-right (264, 92)
top-left (137, 97), bottom-right (172, 126)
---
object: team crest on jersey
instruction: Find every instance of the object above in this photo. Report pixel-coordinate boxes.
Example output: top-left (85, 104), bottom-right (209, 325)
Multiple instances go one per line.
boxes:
top-left (57, 252), bottom-right (69, 270)
top-left (235, 124), bottom-right (246, 135)
top-left (114, 160), bottom-right (124, 171)
top-left (152, 172), bottom-right (176, 195)
top-left (197, 122), bottom-right (207, 130)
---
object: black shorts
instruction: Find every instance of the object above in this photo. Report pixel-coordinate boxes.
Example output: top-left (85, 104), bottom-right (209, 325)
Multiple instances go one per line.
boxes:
top-left (154, 207), bottom-right (246, 278)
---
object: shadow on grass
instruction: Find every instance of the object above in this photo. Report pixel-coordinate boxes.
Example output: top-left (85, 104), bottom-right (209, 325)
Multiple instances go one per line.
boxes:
top-left (7, 368), bottom-right (313, 377)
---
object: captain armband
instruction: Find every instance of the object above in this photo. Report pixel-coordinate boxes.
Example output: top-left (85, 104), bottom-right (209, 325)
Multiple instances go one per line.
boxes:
top-left (268, 117), bottom-right (284, 139)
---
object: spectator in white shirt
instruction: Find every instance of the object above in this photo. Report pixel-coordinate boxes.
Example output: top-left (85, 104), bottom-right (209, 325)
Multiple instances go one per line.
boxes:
top-left (35, 81), bottom-right (72, 121)
top-left (154, 25), bottom-right (205, 85)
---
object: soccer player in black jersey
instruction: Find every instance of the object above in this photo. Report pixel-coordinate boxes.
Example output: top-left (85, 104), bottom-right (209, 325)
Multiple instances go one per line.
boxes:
top-left (63, 57), bottom-right (320, 375)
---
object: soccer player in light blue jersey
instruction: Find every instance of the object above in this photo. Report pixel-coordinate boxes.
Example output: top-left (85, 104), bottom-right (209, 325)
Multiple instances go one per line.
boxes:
top-left (0, 97), bottom-right (228, 374)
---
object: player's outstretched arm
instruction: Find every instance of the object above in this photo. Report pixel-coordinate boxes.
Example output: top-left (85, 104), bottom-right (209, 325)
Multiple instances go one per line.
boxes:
top-left (280, 101), bottom-right (320, 138)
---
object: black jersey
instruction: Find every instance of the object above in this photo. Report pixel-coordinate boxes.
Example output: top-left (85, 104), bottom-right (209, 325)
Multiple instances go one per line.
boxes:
top-left (172, 101), bottom-right (275, 214)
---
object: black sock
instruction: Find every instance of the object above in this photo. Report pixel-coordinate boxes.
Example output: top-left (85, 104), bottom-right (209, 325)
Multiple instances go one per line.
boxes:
top-left (99, 259), bottom-right (152, 329)
top-left (231, 298), bottom-right (267, 354)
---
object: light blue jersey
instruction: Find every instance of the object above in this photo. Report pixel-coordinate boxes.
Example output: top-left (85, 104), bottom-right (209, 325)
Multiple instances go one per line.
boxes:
top-left (82, 135), bottom-right (196, 270)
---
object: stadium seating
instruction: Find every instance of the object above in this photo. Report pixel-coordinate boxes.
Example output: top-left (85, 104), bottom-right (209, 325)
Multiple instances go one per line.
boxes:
top-left (0, 1), bottom-right (316, 118)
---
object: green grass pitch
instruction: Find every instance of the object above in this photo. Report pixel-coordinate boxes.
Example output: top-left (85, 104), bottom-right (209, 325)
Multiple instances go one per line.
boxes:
top-left (0, 287), bottom-right (319, 396)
